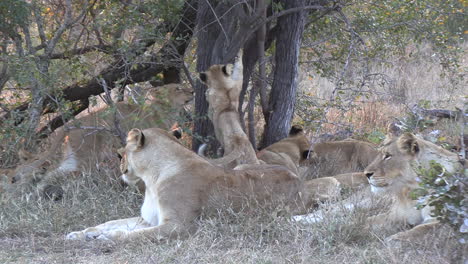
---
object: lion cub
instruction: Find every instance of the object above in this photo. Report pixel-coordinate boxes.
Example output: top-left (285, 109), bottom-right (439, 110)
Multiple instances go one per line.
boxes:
top-left (199, 50), bottom-right (260, 168)
top-left (66, 127), bottom-right (341, 241)
top-left (257, 125), bottom-right (311, 175)
top-left (303, 139), bottom-right (379, 178)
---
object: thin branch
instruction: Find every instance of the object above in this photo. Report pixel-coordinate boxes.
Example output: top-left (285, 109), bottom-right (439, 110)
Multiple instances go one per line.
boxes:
top-left (45, 0), bottom-right (89, 56)
top-left (223, 3), bottom-right (336, 62)
top-left (21, 26), bottom-right (34, 54)
top-left (45, 0), bottom-right (74, 55)
top-left (460, 102), bottom-right (466, 160)
top-left (205, 0), bottom-right (229, 43)
top-left (99, 78), bottom-right (126, 146)
top-left (32, 3), bottom-right (47, 47)
top-left (182, 61), bottom-right (196, 90)
top-left (47, 44), bottom-right (113, 59)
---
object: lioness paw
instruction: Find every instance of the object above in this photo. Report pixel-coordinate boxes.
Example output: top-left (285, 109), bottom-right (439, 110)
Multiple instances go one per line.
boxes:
top-left (66, 231), bottom-right (85, 240)
top-left (291, 211), bottom-right (324, 224)
top-left (66, 228), bottom-right (104, 241)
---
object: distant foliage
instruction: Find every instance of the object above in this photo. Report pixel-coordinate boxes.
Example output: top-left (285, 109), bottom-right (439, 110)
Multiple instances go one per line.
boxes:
top-left (413, 161), bottom-right (468, 243)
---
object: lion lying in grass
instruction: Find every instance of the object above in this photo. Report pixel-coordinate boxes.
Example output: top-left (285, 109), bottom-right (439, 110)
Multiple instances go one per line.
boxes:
top-left (303, 139), bottom-right (379, 178)
top-left (294, 132), bottom-right (465, 243)
top-left (66, 127), bottom-right (341, 241)
top-left (256, 125), bottom-right (311, 176)
top-left (199, 50), bottom-right (260, 168)
top-left (6, 84), bottom-right (193, 197)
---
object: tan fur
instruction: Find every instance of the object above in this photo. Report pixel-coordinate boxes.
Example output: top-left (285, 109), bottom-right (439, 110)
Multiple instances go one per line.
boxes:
top-left (328, 172), bottom-right (369, 190)
top-left (66, 127), bottom-right (341, 241)
top-left (0, 168), bottom-right (14, 193)
top-left (8, 84), bottom-right (193, 188)
top-left (199, 51), bottom-right (260, 168)
top-left (364, 132), bottom-right (463, 242)
top-left (293, 133), bottom-right (464, 243)
top-left (303, 140), bottom-right (379, 178)
top-left (257, 125), bottom-right (311, 175)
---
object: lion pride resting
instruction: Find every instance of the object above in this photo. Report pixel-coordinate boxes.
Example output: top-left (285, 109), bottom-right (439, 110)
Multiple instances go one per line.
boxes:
top-left (6, 84), bottom-right (193, 194)
top-left (294, 132), bottom-right (464, 242)
top-left (199, 51), bottom-right (260, 168)
top-left (66, 127), bottom-right (341, 241)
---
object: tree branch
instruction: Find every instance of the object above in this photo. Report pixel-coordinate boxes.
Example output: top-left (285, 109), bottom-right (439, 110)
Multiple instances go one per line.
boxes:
top-left (3, 0), bottom-right (197, 127)
top-left (47, 44), bottom-right (113, 59)
top-left (223, 3), bottom-right (336, 62)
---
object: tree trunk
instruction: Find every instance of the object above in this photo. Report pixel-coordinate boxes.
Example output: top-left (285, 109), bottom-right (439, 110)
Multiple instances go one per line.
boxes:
top-left (261, 0), bottom-right (306, 148)
top-left (247, 0), bottom-right (267, 150)
top-left (238, 36), bottom-right (259, 131)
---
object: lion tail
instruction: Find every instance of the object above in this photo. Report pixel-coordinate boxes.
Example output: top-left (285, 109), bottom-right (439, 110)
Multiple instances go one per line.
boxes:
top-left (197, 143), bottom-right (242, 167)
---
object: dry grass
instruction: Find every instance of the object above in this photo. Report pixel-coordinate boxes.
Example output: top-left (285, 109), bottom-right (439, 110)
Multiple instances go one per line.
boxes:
top-left (0, 169), bottom-right (465, 264)
top-left (1, 40), bottom-right (466, 264)
top-left (324, 101), bottom-right (403, 135)
top-left (295, 42), bottom-right (467, 143)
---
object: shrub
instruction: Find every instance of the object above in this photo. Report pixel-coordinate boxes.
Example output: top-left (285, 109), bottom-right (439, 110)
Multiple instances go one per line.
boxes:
top-left (413, 160), bottom-right (467, 243)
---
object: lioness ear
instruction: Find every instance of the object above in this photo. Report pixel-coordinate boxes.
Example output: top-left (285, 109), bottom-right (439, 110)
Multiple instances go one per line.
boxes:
top-left (171, 128), bottom-right (182, 139)
top-left (127, 128), bottom-right (145, 151)
top-left (222, 64), bottom-right (233, 76)
top-left (199, 72), bottom-right (208, 84)
top-left (397, 133), bottom-right (419, 155)
top-left (18, 149), bottom-right (34, 163)
top-left (235, 49), bottom-right (243, 61)
top-left (39, 160), bottom-right (52, 173)
top-left (117, 148), bottom-right (125, 160)
top-left (386, 122), bottom-right (401, 138)
top-left (289, 125), bottom-right (304, 136)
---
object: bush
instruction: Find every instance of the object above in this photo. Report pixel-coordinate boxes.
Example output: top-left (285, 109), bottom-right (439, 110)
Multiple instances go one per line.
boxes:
top-left (413, 160), bottom-right (468, 243)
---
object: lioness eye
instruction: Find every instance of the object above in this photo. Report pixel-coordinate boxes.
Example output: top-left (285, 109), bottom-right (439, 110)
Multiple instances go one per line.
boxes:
top-left (383, 153), bottom-right (392, 160)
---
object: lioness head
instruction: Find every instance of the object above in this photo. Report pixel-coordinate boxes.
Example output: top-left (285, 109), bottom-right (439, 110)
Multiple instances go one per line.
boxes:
top-left (118, 147), bottom-right (139, 186)
top-left (119, 128), bottom-right (183, 188)
top-left (289, 125), bottom-right (313, 164)
top-left (148, 83), bottom-right (194, 108)
top-left (364, 133), bottom-right (417, 194)
top-left (199, 50), bottom-right (243, 112)
top-left (10, 149), bottom-right (52, 184)
top-left (364, 132), bottom-right (462, 194)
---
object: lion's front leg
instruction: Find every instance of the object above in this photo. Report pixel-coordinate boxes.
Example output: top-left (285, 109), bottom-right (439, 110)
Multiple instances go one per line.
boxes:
top-left (66, 217), bottom-right (149, 241)
top-left (385, 221), bottom-right (440, 243)
top-left (296, 177), bottom-right (341, 212)
top-left (97, 221), bottom-right (186, 241)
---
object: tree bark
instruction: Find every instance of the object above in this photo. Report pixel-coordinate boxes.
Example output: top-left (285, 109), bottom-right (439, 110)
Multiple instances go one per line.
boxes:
top-left (247, 0), bottom-right (267, 150)
top-left (238, 36), bottom-right (259, 131)
top-left (261, 0), bottom-right (307, 148)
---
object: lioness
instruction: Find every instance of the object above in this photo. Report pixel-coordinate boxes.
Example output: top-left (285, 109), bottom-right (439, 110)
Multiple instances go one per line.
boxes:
top-left (199, 50), bottom-right (260, 168)
top-left (66, 127), bottom-right (341, 241)
top-left (294, 132), bottom-right (464, 242)
top-left (257, 125), bottom-right (311, 175)
top-left (363, 132), bottom-right (464, 241)
top-left (9, 84), bottom-right (193, 188)
top-left (303, 140), bottom-right (379, 179)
